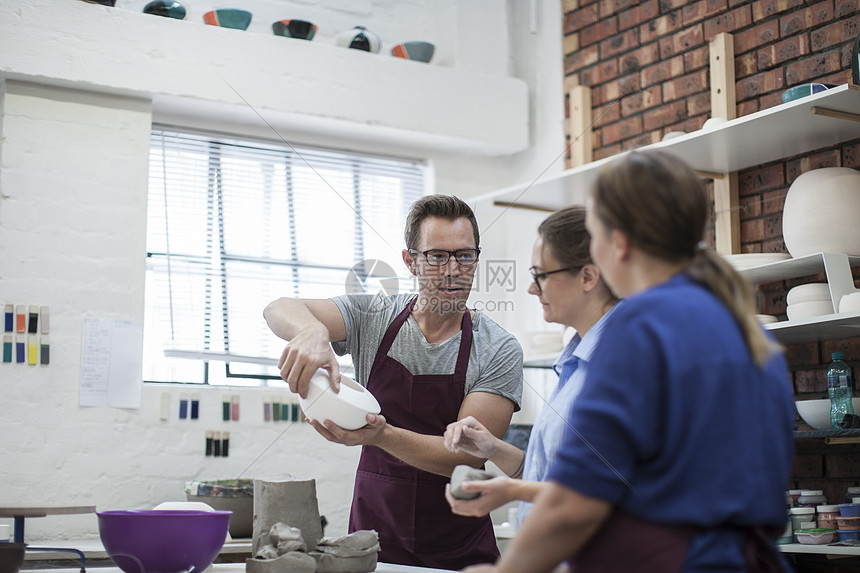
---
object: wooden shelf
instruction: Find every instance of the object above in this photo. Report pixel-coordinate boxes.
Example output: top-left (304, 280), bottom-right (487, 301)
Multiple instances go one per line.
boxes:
top-left (779, 542), bottom-right (860, 555)
top-left (474, 84), bottom-right (860, 210)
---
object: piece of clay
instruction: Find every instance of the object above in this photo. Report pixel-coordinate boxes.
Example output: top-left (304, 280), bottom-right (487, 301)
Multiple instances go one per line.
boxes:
top-left (255, 545), bottom-right (279, 560)
top-left (269, 523), bottom-right (307, 554)
top-left (311, 530), bottom-right (380, 573)
top-left (252, 478), bottom-right (323, 555)
top-left (450, 464), bottom-right (494, 500)
top-left (246, 551), bottom-right (316, 573)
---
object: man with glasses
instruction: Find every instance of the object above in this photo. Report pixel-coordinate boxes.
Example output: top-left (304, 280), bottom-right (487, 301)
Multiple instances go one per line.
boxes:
top-left (263, 194), bottom-right (523, 570)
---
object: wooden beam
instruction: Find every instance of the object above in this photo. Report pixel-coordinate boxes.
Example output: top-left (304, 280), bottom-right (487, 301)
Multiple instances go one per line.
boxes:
top-left (709, 32), bottom-right (740, 255)
top-left (568, 85), bottom-right (593, 167)
top-left (811, 106), bottom-right (860, 123)
top-left (492, 201), bottom-right (556, 213)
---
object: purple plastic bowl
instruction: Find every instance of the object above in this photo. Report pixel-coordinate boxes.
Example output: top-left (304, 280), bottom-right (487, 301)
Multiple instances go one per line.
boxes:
top-left (97, 510), bottom-right (231, 573)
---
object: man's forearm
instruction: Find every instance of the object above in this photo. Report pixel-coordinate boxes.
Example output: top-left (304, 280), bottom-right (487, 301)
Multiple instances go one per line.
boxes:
top-left (374, 424), bottom-right (485, 477)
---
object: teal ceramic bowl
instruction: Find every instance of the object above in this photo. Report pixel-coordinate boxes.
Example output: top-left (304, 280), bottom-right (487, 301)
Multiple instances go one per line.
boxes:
top-left (391, 41), bottom-right (435, 63)
top-left (143, 0), bottom-right (186, 19)
top-left (781, 83), bottom-right (837, 103)
top-left (203, 9), bottom-right (252, 30)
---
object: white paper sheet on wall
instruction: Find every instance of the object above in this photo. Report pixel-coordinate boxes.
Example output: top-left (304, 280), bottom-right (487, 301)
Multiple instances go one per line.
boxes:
top-left (79, 317), bottom-right (143, 409)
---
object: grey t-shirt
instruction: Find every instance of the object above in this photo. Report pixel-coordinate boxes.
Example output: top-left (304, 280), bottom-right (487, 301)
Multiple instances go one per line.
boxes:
top-left (331, 292), bottom-right (523, 411)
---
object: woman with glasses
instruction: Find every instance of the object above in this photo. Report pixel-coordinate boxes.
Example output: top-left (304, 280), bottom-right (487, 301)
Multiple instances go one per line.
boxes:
top-left (264, 194), bottom-right (523, 570)
top-left (443, 205), bottom-right (619, 528)
top-left (464, 151), bottom-right (795, 573)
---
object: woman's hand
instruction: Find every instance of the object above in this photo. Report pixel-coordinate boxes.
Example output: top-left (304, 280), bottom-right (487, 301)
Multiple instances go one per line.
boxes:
top-left (445, 415), bottom-right (500, 459)
top-left (445, 477), bottom-right (516, 517)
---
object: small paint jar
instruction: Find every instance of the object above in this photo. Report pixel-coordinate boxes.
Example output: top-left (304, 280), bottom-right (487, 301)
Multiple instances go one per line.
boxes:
top-left (817, 505), bottom-right (841, 530)
top-left (789, 489), bottom-right (803, 506)
top-left (845, 487), bottom-right (860, 504)
top-left (790, 507), bottom-right (816, 541)
top-left (798, 490), bottom-right (827, 508)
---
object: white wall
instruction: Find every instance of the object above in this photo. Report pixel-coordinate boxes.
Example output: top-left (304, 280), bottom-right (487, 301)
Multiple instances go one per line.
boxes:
top-left (0, 0), bottom-right (565, 542)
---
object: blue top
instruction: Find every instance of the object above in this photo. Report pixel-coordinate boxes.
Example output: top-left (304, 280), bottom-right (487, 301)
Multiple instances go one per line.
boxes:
top-left (546, 274), bottom-right (795, 571)
top-left (516, 304), bottom-right (620, 529)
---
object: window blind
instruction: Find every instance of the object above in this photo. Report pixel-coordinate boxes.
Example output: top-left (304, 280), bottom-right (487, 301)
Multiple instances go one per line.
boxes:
top-left (144, 129), bottom-right (426, 385)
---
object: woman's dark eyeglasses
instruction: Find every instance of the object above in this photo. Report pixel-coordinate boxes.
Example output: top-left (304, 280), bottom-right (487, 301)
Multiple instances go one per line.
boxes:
top-left (529, 266), bottom-right (577, 294)
top-left (409, 248), bottom-right (481, 266)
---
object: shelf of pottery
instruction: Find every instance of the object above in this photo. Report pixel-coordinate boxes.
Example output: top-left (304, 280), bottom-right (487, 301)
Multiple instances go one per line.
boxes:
top-left (723, 167), bottom-right (860, 345)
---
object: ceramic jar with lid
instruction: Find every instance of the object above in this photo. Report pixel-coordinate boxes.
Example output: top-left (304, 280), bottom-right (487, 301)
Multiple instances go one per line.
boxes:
top-left (798, 490), bottom-right (827, 507)
top-left (845, 487), bottom-right (860, 504)
top-left (817, 505), bottom-right (841, 530)
top-left (788, 489), bottom-right (803, 506)
top-left (790, 507), bottom-right (816, 541)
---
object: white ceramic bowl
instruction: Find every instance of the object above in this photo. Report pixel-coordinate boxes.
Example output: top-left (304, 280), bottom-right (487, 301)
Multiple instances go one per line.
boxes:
top-left (721, 253), bottom-right (791, 270)
top-left (298, 370), bottom-right (380, 430)
top-left (796, 398), bottom-right (860, 430)
top-left (840, 292), bottom-right (860, 313)
top-left (783, 167), bottom-right (860, 258)
top-left (786, 300), bottom-right (834, 322)
top-left (787, 283), bottom-right (831, 305)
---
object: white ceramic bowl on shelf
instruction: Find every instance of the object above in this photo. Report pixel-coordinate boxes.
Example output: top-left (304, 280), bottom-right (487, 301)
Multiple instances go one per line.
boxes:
top-left (796, 398), bottom-right (860, 430)
top-left (782, 167), bottom-right (860, 258)
top-left (786, 300), bottom-right (835, 322)
top-left (787, 283), bottom-right (831, 305)
top-left (721, 253), bottom-right (791, 271)
top-left (840, 292), bottom-right (860, 313)
top-left (298, 370), bottom-right (381, 430)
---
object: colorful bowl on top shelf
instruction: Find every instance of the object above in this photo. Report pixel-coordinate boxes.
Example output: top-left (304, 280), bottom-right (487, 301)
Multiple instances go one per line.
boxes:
top-left (272, 19), bottom-right (317, 40)
top-left (391, 41), bottom-right (435, 63)
top-left (203, 9), bottom-right (252, 30)
top-left (781, 83), bottom-right (838, 103)
top-left (143, 0), bottom-right (186, 19)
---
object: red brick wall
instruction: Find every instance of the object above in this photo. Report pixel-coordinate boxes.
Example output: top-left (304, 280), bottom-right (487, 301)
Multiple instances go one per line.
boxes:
top-left (562, 0), bottom-right (860, 507)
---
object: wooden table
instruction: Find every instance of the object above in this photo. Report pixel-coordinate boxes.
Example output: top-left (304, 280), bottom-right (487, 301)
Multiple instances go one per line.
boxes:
top-left (0, 505), bottom-right (96, 543)
top-left (0, 505), bottom-right (96, 572)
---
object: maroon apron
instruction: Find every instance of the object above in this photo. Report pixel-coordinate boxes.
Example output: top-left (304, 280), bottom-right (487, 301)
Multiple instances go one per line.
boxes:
top-left (348, 296), bottom-right (499, 569)
top-left (569, 510), bottom-right (786, 572)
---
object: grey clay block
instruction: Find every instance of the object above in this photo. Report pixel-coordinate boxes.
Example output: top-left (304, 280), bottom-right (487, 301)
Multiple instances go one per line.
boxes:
top-left (450, 464), bottom-right (494, 500)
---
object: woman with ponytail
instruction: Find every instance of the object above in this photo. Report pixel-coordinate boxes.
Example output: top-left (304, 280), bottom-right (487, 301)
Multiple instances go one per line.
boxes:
top-left (464, 151), bottom-right (795, 573)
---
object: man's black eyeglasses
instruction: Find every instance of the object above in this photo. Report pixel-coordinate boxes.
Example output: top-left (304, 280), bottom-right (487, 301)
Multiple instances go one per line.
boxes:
top-left (409, 248), bottom-right (481, 266)
top-left (529, 266), bottom-right (577, 294)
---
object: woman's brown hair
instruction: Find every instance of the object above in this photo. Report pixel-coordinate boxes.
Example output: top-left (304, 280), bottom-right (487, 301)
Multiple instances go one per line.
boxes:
top-left (538, 205), bottom-right (617, 305)
top-left (590, 151), bottom-right (780, 366)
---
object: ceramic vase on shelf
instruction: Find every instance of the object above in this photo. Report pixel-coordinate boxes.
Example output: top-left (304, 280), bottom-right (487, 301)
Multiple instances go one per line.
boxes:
top-left (336, 26), bottom-right (382, 53)
top-left (782, 167), bottom-right (860, 258)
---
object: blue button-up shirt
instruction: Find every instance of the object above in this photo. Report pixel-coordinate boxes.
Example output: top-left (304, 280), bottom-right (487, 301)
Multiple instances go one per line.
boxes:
top-left (516, 303), bottom-right (621, 528)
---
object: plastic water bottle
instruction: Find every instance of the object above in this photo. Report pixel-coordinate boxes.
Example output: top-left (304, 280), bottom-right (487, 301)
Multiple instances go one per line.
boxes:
top-left (828, 352), bottom-right (854, 429)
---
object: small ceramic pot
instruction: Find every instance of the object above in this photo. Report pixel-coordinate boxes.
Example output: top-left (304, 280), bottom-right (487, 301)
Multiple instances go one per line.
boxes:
top-left (272, 19), bottom-right (317, 40)
top-left (203, 9), bottom-right (252, 30)
top-left (336, 26), bottom-right (382, 53)
top-left (143, 0), bottom-right (186, 19)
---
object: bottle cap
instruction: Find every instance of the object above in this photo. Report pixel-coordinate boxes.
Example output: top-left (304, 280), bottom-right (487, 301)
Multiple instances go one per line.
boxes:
top-left (790, 507), bottom-right (815, 514)
top-left (833, 352), bottom-right (844, 360)
top-left (817, 505), bottom-right (840, 512)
